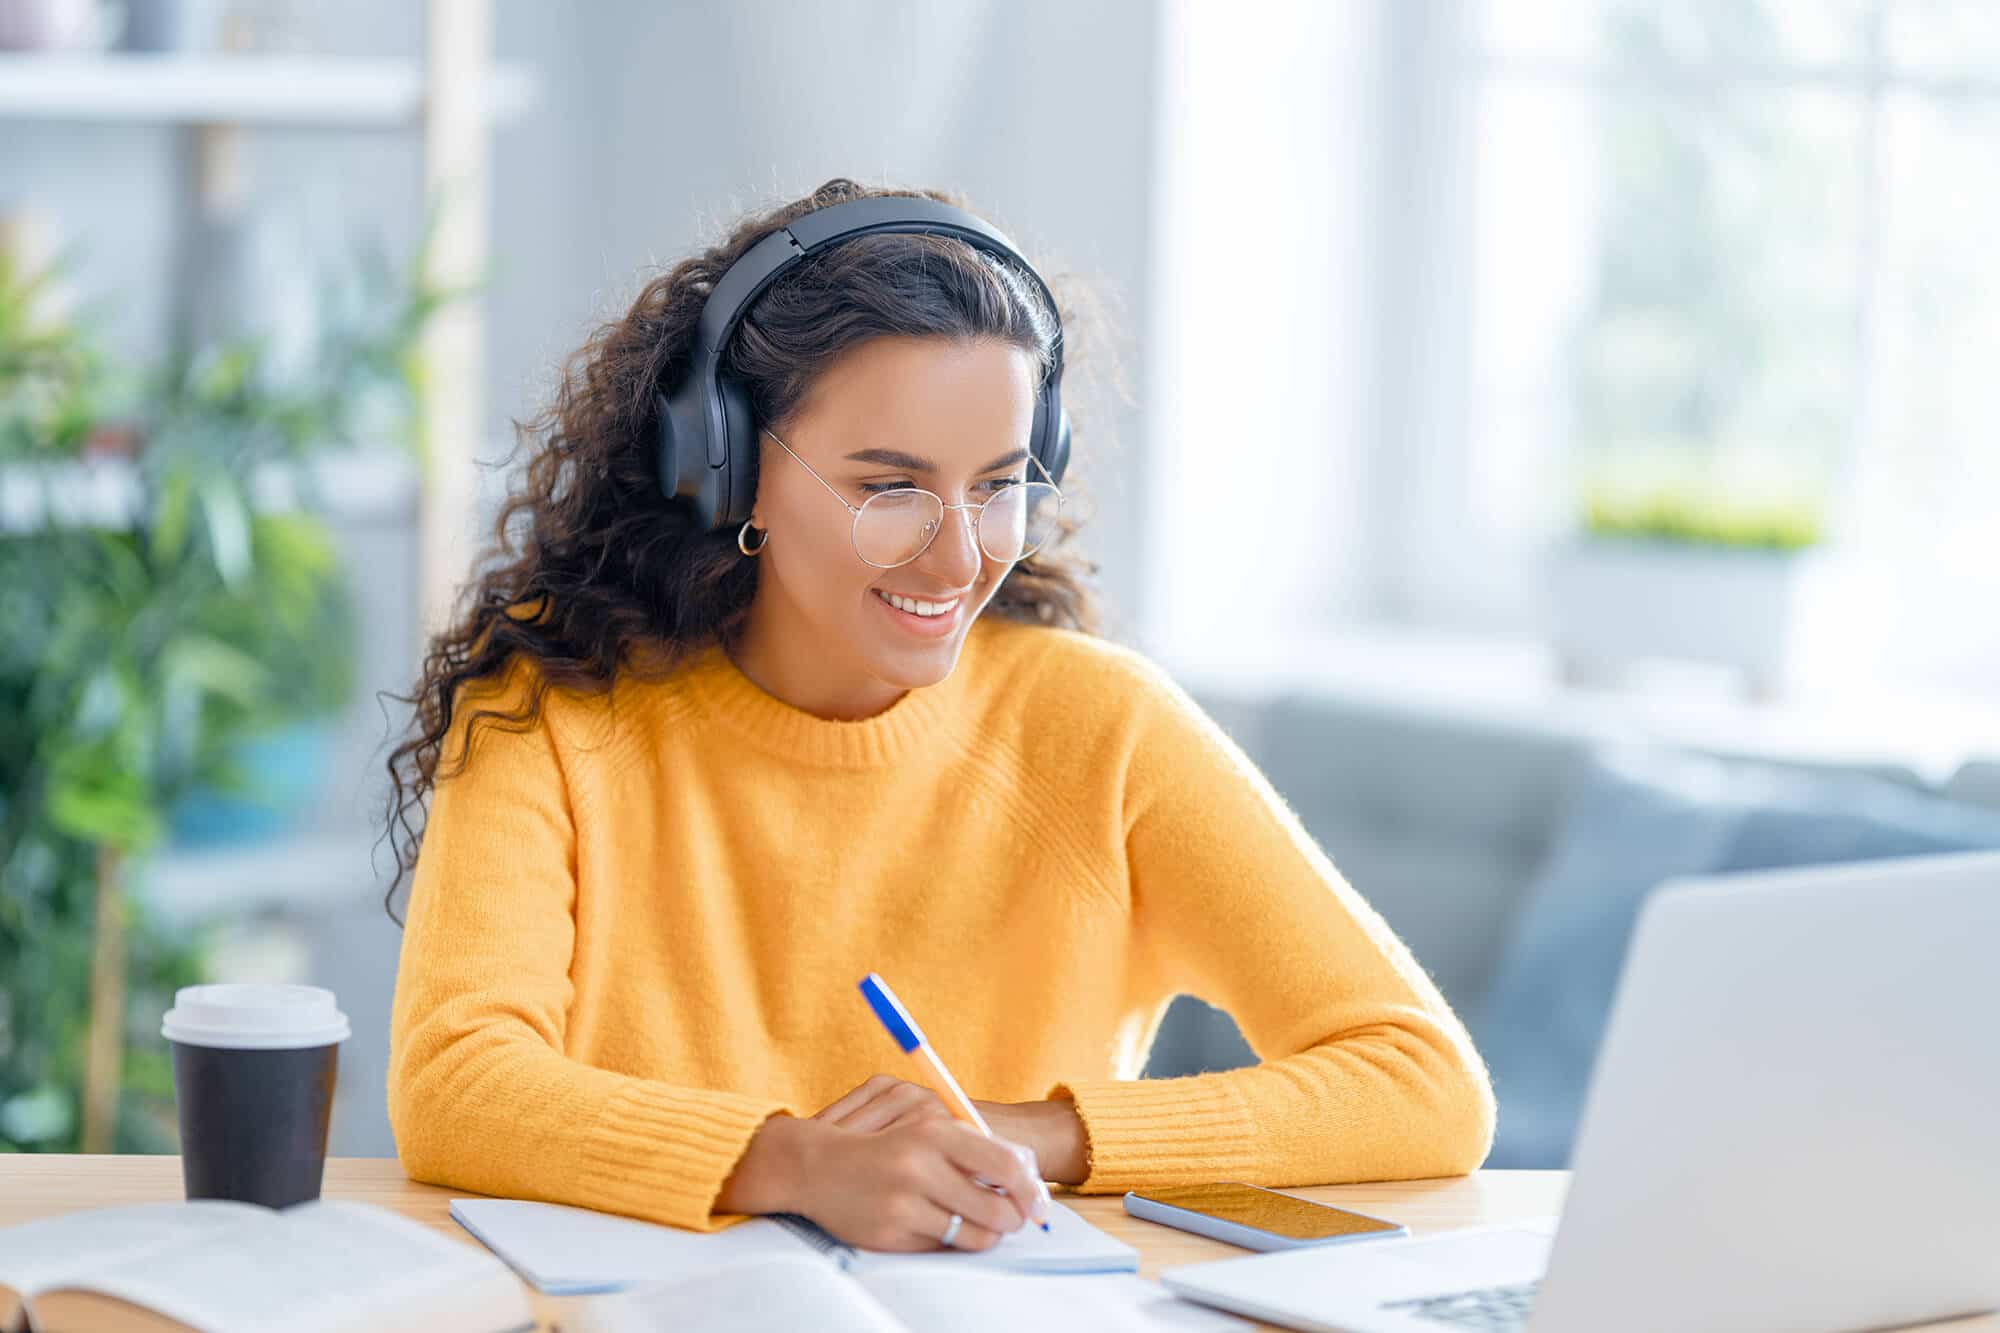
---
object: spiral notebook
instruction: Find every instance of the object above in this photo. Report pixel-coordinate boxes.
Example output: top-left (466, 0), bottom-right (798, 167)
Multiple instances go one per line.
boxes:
top-left (448, 1196), bottom-right (1139, 1296)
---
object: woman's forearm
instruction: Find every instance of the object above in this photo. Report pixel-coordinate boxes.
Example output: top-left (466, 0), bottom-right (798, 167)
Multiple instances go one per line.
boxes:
top-left (977, 1097), bottom-right (1090, 1185)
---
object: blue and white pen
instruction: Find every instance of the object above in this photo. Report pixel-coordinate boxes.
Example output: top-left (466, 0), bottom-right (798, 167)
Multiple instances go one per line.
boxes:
top-left (857, 972), bottom-right (1053, 1231)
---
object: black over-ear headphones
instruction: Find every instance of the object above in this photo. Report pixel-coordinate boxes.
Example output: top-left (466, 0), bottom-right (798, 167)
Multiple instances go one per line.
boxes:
top-left (654, 195), bottom-right (1071, 532)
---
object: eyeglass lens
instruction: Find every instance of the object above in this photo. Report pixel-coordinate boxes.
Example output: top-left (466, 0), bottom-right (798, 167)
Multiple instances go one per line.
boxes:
top-left (853, 484), bottom-right (1062, 568)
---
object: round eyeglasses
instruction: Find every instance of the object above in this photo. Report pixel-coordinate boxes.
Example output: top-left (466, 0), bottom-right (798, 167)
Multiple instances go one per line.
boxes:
top-left (760, 428), bottom-right (1064, 569)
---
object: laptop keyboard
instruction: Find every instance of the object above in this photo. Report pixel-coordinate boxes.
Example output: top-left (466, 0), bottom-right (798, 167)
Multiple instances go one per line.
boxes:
top-left (1379, 1278), bottom-right (1540, 1329)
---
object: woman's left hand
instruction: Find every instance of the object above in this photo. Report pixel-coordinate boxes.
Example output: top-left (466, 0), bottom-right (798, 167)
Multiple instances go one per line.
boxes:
top-left (812, 1074), bottom-right (956, 1134)
top-left (812, 1076), bottom-right (1090, 1184)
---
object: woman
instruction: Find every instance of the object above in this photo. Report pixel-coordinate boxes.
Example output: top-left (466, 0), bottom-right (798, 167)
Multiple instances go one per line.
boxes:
top-left (383, 177), bottom-right (1493, 1255)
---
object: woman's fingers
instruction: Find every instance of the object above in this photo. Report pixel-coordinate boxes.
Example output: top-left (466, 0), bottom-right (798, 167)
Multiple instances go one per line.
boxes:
top-left (905, 1195), bottom-right (1005, 1252)
top-left (813, 1074), bottom-right (900, 1125)
top-left (814, 1076), bottom-right (956, 1132)
top-left (844, 1083), bottom-right (952, 1134)
top-left (915, 1154), bottom-right (1026, 1246)
top-left (923, 1122), bottom-right (1043, 1229)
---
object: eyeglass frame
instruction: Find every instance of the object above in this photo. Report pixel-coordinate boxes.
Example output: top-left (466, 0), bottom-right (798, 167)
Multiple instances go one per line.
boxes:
top-left (757, 426), bottom-right (1064, 569)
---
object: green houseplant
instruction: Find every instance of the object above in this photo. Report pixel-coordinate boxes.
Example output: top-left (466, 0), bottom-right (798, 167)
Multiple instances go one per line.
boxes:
top-left (0, 219), bottom-right (455, 1152)
top-left (1580, 480), bottom-right (1823, 552)
top-left (1547, 457), bottom-right (1833, 700)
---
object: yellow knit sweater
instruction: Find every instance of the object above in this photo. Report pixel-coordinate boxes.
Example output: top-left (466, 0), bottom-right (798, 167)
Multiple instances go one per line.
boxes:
top-left (386, 614), bottom-right (1494, 1232)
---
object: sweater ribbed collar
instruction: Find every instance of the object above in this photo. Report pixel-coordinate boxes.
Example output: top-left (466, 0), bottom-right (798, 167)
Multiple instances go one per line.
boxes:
top-left (676, 623), bottom-right (989, 768)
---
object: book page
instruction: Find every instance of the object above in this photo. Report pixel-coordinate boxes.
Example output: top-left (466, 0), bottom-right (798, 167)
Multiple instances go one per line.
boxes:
top-left (566, 1254), bottom-right (907, 1333)
top-left (0, 1201), bottom-right (268, 1296)
top-left (858, 1265), bottom-right (1203, 1333)
top-left (38, 1199), bottom-right (526, 1333)
top-left (1071, 1275), bottom-right (1259, 1329)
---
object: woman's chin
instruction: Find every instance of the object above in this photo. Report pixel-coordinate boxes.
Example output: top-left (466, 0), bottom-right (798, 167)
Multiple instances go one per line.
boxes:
top-left (867, 646), bottom-right (957, 692)
top-left (861, 627), bottom-right (967, 691)
top-left (858, 591), bottom-right (983, 687)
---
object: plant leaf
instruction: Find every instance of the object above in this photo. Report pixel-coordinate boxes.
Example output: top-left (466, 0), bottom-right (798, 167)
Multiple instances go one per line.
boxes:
top-left (196, 472), bottom-right (251, 589)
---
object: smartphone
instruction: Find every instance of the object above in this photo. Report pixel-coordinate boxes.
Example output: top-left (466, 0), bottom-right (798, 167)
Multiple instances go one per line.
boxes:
top-left (1123, 1182), bottom-right (1409, 1252)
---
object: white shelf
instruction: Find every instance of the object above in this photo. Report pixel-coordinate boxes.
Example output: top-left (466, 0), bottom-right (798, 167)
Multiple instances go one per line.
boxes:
top-left (0, 448), bottom-right (421, 532)
top-left (137, 827), bottom-right (392, 926)
top-left (0, 53), bottom-right (534, 126)
top-left (1165, 624), bottom-right (2000, 789)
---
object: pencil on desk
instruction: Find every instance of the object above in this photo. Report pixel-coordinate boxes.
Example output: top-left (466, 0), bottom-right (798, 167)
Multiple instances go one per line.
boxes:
top-left (857, 971), bottom-right (1054, 1231)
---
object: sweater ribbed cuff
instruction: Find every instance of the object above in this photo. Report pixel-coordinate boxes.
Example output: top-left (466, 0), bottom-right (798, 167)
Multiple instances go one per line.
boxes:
top-left (576, 1081), bottom-right (793, 1231)
top-left (1047, 1075), bottom-right (1259, 1194)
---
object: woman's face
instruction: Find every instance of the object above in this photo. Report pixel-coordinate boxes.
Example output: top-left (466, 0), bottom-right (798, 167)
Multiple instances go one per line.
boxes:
top-left (743, 335), bottom-right (1041, 706)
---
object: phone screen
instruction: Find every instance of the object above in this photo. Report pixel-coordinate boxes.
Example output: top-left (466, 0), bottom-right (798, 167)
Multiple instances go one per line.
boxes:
top-left (1132, 1183), bottom-right (1403, 1240)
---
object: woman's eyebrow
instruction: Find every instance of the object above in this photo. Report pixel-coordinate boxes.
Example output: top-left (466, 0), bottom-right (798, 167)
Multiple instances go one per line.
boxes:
top-left (976, 447), bottom-right (1031, 473)
top-left (844, 447), bottom-right (935, 471)
top-left (843, 446), bottom-right (1030, 473)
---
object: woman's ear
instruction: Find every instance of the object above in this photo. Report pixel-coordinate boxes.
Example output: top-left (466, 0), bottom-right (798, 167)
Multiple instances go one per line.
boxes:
top-left (746, 435), bottom-right (768, 527)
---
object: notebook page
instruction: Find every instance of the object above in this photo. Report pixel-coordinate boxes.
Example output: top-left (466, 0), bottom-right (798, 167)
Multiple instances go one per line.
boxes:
top-left (0, 1201), bottom-right (267, 1295)
top-left (446, 1196), bottom-right (1137, 1293)
top-left (448, 1198), bottom-right (817, 1294)
top-left (567, 1255), bottom-right (906, 1333)
top-left (842, 1200), bottom-right (1139, 1275)
top-left (47, 1199), bottom-right (524, 1333)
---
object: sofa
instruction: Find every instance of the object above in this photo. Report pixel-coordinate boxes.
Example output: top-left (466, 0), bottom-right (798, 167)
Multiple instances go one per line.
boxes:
top-left (1147, 678), bottom-right (2000, 1169)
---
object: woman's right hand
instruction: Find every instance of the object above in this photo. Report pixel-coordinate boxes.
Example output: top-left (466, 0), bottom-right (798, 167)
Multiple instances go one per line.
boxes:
top-left (716, 1113), bottom-right (1043, 1253)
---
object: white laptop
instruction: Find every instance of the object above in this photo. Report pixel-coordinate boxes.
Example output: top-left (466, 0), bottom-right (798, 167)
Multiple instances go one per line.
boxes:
top-left (1161, 850), bottom-right (2000, 1333)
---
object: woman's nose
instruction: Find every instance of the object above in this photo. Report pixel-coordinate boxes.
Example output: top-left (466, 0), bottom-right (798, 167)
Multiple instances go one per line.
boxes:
top-left (918, 502), bottom-right (982, 584)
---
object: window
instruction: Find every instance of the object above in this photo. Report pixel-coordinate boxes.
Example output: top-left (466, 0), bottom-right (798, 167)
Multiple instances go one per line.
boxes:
top-left (1145, 1), bottom-right (2000, 684)
top-left (1445, 0), bottom-right (2000, 624)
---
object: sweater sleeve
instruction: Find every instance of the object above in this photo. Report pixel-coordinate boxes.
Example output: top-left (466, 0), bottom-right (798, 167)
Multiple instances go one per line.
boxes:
top-left (1046, 656), bottom-right (1496, 1193)
top-left (386, 663), bottom-right (794, 1231)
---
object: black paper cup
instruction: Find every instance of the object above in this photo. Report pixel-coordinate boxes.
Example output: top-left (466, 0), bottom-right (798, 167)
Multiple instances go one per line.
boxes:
top-left (162, 983), bottom-right (350, 1209)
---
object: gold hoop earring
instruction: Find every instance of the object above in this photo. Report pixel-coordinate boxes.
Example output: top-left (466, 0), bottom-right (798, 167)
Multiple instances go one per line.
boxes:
top-left (737, 520), bottom-right (769, 557)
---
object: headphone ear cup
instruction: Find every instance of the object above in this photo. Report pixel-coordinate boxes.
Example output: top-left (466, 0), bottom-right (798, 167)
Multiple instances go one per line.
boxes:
top-left (656, 388), bottom-right (714, 528)
top-left (714, 374), bottom-right (758, 530)
top-left (1034, 386), bottom-right (1072, 488)
top-left (1047, 407), bottom-right (1072, 489)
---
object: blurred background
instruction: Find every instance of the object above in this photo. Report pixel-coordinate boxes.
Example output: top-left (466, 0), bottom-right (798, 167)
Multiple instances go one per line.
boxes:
top-left (4, 0), bottom-right (1998, 1171)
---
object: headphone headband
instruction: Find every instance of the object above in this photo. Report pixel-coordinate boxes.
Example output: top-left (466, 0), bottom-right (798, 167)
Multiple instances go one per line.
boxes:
top-left (656, 195), bottom-right (1071, 531)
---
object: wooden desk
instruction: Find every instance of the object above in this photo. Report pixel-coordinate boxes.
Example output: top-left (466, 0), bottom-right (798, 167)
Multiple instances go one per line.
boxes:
top-left (3, 1156), bottom-right (1991, 1331)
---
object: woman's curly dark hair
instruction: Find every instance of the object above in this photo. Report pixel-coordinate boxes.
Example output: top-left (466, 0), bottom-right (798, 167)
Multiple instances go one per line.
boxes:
top-left (379, 178), bottom-right (1106, 925)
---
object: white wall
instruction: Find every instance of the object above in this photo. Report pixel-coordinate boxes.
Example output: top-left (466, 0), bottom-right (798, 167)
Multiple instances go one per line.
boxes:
top-left (1143, 0), bottom-right (1393, 658)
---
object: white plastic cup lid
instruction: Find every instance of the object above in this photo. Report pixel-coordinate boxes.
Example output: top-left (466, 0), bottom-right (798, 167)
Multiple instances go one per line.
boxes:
top-left (161, 983), bottom-right (350, 1050)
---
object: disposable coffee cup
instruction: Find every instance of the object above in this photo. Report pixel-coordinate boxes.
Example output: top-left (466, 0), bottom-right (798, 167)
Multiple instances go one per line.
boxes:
top-left (162, 983), bottom-right (349, 1209)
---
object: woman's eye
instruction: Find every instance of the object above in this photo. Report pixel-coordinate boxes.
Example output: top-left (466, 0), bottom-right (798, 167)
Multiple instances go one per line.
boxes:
top-left (857, 480), bottom-right (918, 494)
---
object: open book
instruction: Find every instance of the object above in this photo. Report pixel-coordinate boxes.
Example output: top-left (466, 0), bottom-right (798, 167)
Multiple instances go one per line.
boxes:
top-left (450, 1196), bottom-right (1139, 1295)
top-left (566, 1254), bottom-right (1252, 1333)
top-left (0, 1198), bottom-right (534, 1333)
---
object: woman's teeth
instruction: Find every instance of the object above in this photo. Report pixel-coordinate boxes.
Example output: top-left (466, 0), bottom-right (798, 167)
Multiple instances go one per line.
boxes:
top-left (876, 590), bottom-right (959, 618)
